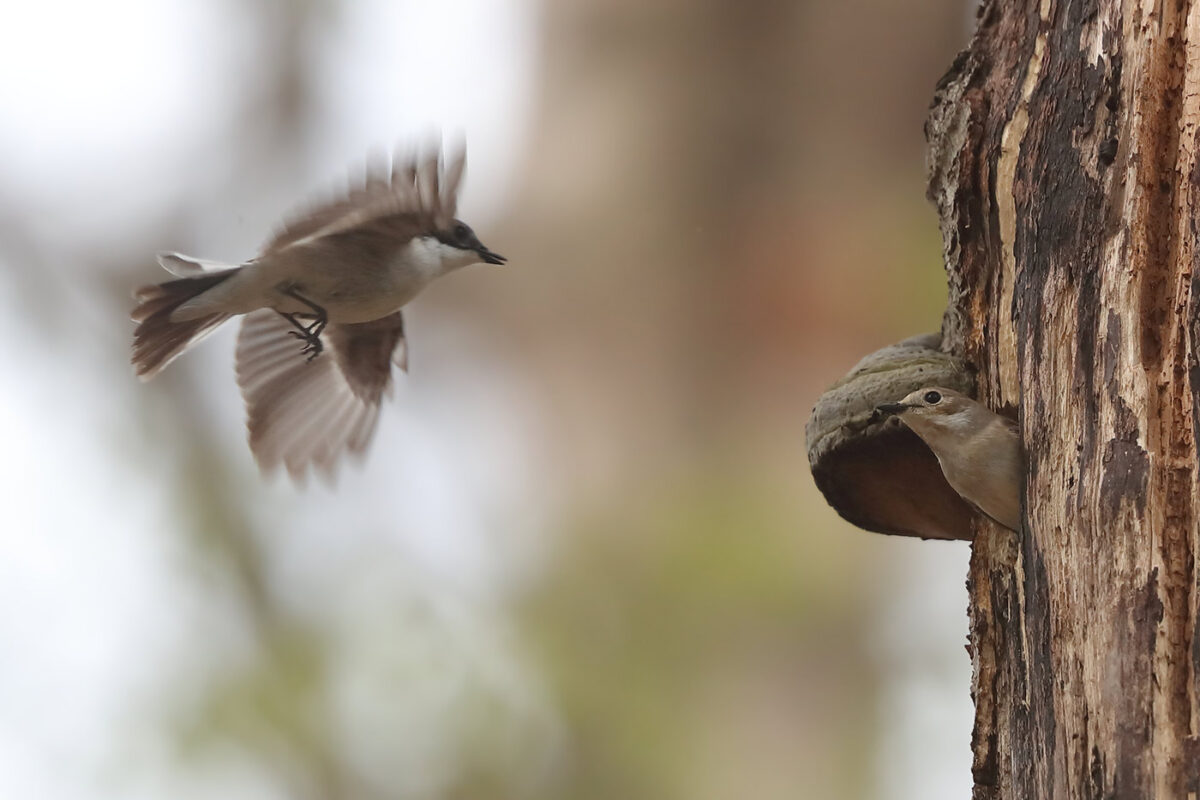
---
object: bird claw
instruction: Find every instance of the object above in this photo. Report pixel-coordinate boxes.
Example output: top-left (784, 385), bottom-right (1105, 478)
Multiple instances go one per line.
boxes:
top-left (288, 329), bottom-right (324, 361)
top-left (276, 290), bottom-right (328, 364)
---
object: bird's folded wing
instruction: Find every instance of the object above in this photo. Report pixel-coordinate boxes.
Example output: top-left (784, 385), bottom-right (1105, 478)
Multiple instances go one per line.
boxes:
top-left (235, 309), bottom-right (407, 480)
top-left (261, 144), bottom-right (465, 255)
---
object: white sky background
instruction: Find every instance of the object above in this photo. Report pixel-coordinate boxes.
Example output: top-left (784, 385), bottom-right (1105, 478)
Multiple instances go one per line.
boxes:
top-left (0, 1), bottom-right (969, 798)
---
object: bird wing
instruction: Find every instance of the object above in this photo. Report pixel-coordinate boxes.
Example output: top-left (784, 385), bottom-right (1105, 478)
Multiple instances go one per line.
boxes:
top-left (260, 144), bottom-right (465, 255)
top-left (235, 309), bottom-right (408, 481)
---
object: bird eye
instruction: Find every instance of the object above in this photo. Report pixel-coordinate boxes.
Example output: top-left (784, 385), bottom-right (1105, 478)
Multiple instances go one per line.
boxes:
top-left (453, 222), bottom-right (471, 242)
top-left (923, 390), bottom-right (942, 405)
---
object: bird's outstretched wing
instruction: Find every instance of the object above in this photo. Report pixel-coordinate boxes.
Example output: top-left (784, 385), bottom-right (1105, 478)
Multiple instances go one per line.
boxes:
top-left (261, 144), bottom-right (465, 255)
top-left (235, 309), bottom-right (408, 480)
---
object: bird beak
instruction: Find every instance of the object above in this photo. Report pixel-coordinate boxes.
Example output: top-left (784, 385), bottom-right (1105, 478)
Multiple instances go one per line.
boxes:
top-left (477, 245), bottom-right (507, 265)
top-left (873, 402), bottom-right (910, 417)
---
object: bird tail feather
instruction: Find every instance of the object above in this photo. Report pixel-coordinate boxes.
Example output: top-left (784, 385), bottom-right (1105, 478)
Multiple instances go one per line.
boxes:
top-left (131, 269), bottom-right (238, 379)
top-left (156, 251), bottom-right (238, 277)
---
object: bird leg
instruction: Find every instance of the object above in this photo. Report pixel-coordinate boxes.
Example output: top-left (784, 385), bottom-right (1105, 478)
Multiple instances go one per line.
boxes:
top-left (278, 288), bottom-right (328, 362)
top-left (279, 312), bottom-right (325, 361)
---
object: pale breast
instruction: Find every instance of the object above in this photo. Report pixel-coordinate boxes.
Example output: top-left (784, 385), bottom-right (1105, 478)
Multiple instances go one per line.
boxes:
top-left (259, 238), bottom-right (440, 324)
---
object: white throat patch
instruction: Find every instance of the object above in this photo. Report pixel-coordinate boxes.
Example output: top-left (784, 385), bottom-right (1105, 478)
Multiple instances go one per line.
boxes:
top-left (406, 236), bottom-right (477, 278)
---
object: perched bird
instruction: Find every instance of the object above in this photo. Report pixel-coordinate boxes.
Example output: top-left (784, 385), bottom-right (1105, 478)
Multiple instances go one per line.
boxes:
top-left (131, 143), bottom-right (506, 479)
top-left (874, 387), bottom-right (1022, 532)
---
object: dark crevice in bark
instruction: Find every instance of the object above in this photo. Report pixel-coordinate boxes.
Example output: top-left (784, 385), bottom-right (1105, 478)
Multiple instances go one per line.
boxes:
top-left (1016, 526), bottom-right (1054, 798)
top-left (1187, 158), bottom-right (1200, 731)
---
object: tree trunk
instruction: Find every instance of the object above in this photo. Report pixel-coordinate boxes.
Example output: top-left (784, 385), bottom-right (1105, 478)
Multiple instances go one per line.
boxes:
top-left (927, 1), bottom-right (1200, 796)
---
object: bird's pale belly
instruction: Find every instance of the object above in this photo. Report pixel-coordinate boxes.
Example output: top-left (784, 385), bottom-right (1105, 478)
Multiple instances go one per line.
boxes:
top-left (267, 269), bottom-right (427, 324)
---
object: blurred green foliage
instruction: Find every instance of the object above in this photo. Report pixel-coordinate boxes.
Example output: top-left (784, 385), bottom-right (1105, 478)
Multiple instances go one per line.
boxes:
top-left (521, 466), bottom-right (882, 800)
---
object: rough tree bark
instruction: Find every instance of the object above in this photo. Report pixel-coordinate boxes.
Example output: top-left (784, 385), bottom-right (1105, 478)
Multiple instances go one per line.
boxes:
top-left (926, 1), bottom-right (1200, 796)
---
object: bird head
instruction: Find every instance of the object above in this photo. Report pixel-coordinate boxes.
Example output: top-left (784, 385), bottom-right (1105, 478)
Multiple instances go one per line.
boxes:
top-left (435, 219), bottom-right (507, 267)
top-left (874, 387), bottom-right (979, 434)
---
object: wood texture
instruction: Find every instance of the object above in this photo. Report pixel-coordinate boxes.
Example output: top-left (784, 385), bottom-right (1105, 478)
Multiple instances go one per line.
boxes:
top-left (926, 1), bottom-right (1200, 796)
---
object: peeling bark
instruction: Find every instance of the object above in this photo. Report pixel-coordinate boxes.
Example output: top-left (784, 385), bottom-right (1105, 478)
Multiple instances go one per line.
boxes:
top-left (927, 1), bottom-right (1200, 796)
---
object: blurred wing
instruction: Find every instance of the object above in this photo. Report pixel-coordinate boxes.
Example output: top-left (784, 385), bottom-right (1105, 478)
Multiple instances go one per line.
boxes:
top-left (235, 309), bottom-right (407, 480)
top-left (261, 142), bottom-right (466, 255)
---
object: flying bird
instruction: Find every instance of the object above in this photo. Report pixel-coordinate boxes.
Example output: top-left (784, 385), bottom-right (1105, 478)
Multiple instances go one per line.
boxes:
top-left (131, 143), bottom-right (506, 479)
top-left (874, 387), bottom-right (1023, 532)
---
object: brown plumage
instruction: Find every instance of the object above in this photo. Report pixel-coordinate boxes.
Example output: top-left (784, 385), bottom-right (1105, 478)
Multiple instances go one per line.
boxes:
top-left (261, 146), bottom-right (464, 255)
top-left (235, 309), bottom-right (407, 480)
top-left (131, 271), bottom-right (236, 379)
top-left (876, 387), bottom-right (1023, 532)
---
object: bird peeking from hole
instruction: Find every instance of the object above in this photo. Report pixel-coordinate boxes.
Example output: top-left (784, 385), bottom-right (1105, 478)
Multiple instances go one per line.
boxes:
top-left (873, 387), bottom-right (1022, 532)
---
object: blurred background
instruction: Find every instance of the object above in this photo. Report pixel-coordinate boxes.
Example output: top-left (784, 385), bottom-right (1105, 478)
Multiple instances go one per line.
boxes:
top-left (0, 1), bottom-right (977, 798)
